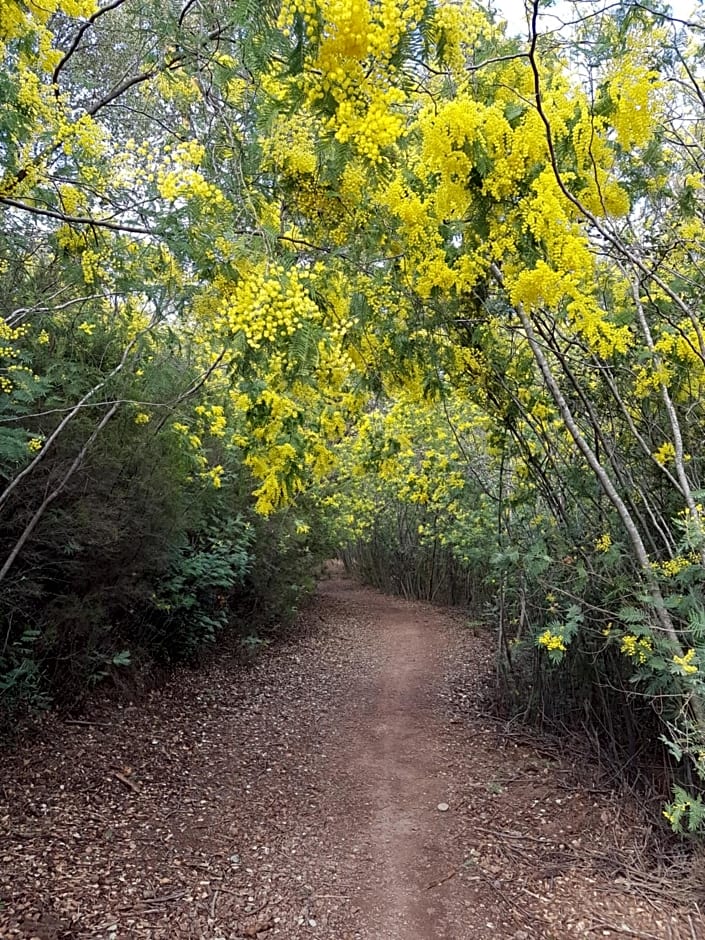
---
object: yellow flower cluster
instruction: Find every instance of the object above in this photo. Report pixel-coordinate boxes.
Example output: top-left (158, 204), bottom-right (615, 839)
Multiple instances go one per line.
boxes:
top-left (566, 295), bottom-right (632, 358)
top-left (595, 533), bottom-right (612, 553)
top-left (155, 71), bottom-right (201, 105)
top-left (80, 249), bottom-right (104, 285)
top-left (202, 464), bottom-right (224, 489)
top-left (420, 98), bottom-right (503, 184)
top-left (297, 0), bottom-right (426, 67)
top-left (580, 171), bottom-right (631, 220)
top-left (261, 115), bottom-right (318, 176)
top-left (217, 264), bottom-right (319, 350)
top-left (633, 362), bottom-right (673, 398)
top-left (620, 634), bottom-right (652, 664)
top-left (608, 54), bottom-right (660, 150)
top-left (306, 439), bottom-right (336, 479)
top-left (27, 437), bottom-right (43, 453)
top-left (274, 0), bottom-right (425, 167)
top-left (158, 167), bottom-right (225, 204)
top-left (520, 168), bottom-right (588, 269)
top-left (663, 800), bottom-right (688, 826)
top-left (321, 0), bottom-right (371, 59)
top-left (508, 261), bottom-right (631, 358)
top-left (655, 321), bottom-right (704, 368)
top-left (367, 0), bottom-right (426, 60)
top-left (0, 321), bottom-right (27, 343)
top-left (1, 0), bottom-right (95, 42)
top-left (431, 2), bottom-right (488, 72)
top-left (320, 409), bottom-right (347, 440)
top-left (287, 176), bottom-right (345, 232)
top-left (0, 320), bottom-right (28, 384)
top-left (651, 555), bottom-right (693, 578)
top-left (0, 0), bottom-right (25, 40)
top-left (510, 262), bottom-right (569, 309)
top-left (328, 390), bottom-right (496, 557)
top-left (316, 335), bottom-right (355, 392)
top-left (57, 114), bottom-right (106, 160)
top-left (195, 404), bottom-right (227, 438)
top-left (246, 442), bottom-right (304, 515)
top-left (134, 412), bottom-right (150, 425)
top-left (332, 86), bottom-right (405, 163)
top-left (673, 648), bottom-right (698, 675)
top-left (156, 141), bottom-right (227, 207)
top-left (653, 441), bottom-right (676, 466)
top-left (538, 630), bottom-right (566, 653)
top-left (277, 0), bottom-right (318, 32)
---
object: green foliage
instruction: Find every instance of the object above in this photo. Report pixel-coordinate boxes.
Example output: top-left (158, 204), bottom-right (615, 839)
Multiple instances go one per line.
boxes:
top-left (148, 515), bottom-right (253, 659)
top-left (0, 290), bottom-right (334, 727)
top-left (0, 628), bottom-right (49, 729)
top-left (664, 787), bottom-right (705, 834)
top-left (330, 394), bottom-right (498, 610)
top-left (0, 427), bottom-right (37, 464)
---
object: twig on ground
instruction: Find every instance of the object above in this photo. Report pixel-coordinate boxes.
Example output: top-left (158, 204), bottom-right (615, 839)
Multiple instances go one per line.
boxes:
top-left (64, 719), bottom-right (112, 727)
top-left (112, 770), bottom-right (140, 792)
top-left (585, 924), bottom-right (664, 940)
top-left (139, 890), bottom-right (186, 904)
top-left (427, 867), bottom-right (481, 890)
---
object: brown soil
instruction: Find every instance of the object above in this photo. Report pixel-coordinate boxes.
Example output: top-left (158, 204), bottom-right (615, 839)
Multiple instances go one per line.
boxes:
top-left (1, 568), bottom-right (702, 939)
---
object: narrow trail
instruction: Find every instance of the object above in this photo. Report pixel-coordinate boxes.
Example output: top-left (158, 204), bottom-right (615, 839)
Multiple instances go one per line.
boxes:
top-left (325, 579), bottom-right (455, 937)
top-left (1, 570), bottom-right (701, 939)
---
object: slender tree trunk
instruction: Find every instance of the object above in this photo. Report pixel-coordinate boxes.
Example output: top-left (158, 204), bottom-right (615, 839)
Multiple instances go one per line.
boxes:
top-left (509, 292), bottom-right (680, 646)
top-left (0, 403), bottom-right (120, 585)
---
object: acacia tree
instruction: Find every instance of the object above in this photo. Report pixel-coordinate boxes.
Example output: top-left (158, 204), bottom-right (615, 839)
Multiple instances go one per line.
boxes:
top-left (0, 0), bottom-right (348, 716)
top-left (236, 0), bottom-right (705, 826)
top-left (5, 0), bottom-right (705, 825)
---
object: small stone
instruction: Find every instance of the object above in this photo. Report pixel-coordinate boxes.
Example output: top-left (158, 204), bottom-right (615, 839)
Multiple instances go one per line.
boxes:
top-left (437, 802), bottom-right (450, 812)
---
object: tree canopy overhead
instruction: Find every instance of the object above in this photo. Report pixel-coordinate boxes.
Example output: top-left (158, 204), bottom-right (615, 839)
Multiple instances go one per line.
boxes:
top-left (4, 0), bottom-right (705, 829)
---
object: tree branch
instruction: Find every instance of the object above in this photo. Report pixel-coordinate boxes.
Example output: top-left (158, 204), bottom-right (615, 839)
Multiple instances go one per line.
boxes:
top-left (0, 402), bottom-right (120, 586)
top-left (0, 196), bottom-right (155, 236)
top-left (0, 334), bottom-right (142, 513)
top-left (52, 0), bottom-right (134, 87)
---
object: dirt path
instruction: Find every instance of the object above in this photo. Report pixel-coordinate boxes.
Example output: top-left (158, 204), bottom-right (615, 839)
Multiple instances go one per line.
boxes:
top-left (1, 571), bottom-right (702, 939)
top-left (325, 580), bottom-right (456, 938)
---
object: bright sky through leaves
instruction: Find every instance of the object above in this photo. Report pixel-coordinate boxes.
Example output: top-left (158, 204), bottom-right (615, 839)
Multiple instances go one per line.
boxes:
top-left (495, 0), bottom-right (698, 36)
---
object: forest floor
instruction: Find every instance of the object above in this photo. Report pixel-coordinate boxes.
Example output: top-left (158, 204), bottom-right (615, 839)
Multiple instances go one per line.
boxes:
top-left (1, 567), bottom-right (704, 939)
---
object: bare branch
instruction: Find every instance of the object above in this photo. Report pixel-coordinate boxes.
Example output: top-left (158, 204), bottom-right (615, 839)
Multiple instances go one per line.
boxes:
top-left (490, 262), bottom-right (681, 647)
top-left (7, 293), bottom-right (104, 327)
top-left (0, 334), bottom-right (141, 514)
top-left (0, 196), bottom-right (156, 236)
top-left (52, 0), bottom-right (134, 87)
top-left (0, 402), bottom-right (120, 586)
